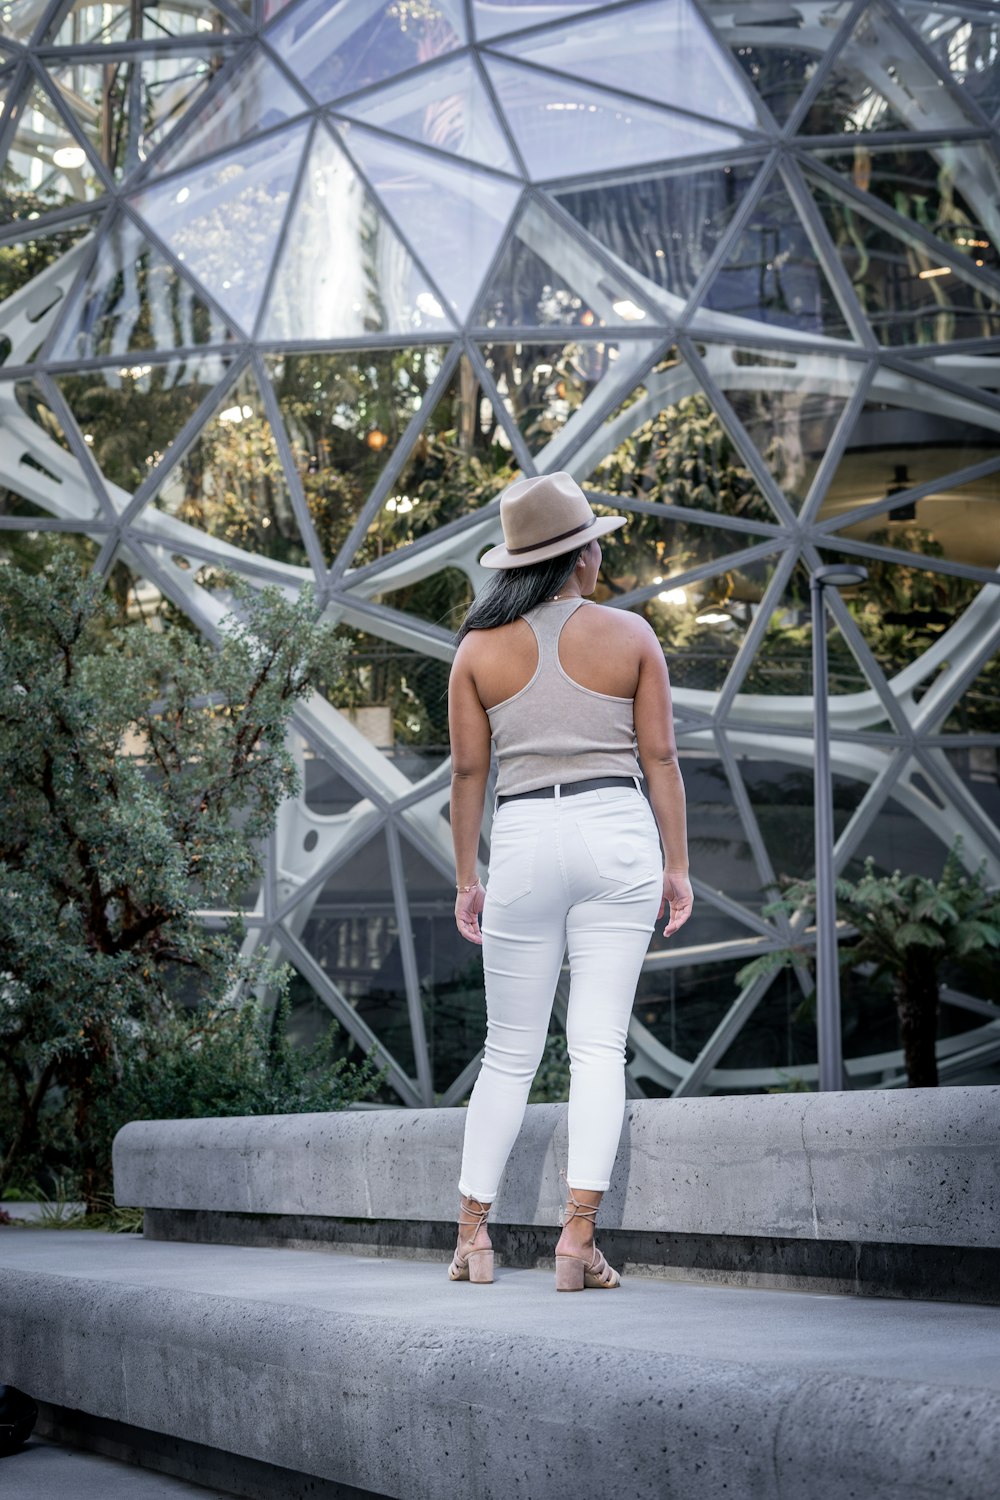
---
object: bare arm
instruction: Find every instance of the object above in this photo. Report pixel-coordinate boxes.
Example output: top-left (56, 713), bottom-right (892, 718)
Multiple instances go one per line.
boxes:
top-left (447, 639), bottom-right (491, 946)
top-left (633, 624), bottom-right (693, 939)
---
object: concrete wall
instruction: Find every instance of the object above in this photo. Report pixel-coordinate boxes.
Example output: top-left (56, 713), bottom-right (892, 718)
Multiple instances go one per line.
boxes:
top-left (114, 1087), bottom-right (1000, 1248)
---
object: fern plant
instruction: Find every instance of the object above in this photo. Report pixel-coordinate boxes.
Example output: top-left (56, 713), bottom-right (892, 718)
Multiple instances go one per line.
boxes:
top-left (737, 842), bottom-right (1000, 1087)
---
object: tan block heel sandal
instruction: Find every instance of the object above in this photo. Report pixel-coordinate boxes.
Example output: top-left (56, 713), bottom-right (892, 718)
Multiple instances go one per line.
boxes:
top-left (554, 1173), bottom-right (621, 1291)
top-left (447, 1195), bottom-right (495, 1284)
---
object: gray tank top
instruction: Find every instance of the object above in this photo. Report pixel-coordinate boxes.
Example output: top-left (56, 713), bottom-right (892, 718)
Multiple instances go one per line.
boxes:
top-left (487, 597), bottom-right (643, 797)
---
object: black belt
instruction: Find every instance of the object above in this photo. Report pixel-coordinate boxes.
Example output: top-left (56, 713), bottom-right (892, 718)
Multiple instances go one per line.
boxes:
top-left (496, 775), bottom-right (638, 807)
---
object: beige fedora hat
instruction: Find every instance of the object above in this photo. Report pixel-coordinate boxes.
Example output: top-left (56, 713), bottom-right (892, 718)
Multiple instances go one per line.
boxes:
top-left (479, 472), bottom-right (627, 569)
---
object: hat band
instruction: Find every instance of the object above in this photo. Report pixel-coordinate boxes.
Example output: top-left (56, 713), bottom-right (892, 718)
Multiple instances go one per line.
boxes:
top-left (505, 516), bottom-right (595, 556)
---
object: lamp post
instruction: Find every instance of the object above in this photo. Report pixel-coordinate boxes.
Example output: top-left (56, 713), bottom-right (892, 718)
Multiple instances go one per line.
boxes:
top-left (809, 563), bottom-right (869, 1092)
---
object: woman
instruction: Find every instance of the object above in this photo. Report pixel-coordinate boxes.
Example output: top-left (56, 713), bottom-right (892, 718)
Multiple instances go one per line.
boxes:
top-left (446, 472), bottom-right (692, 1292)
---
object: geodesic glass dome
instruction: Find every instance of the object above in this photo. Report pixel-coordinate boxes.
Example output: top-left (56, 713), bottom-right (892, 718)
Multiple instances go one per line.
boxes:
top-left (2, 0), bottom-right (999, 1103)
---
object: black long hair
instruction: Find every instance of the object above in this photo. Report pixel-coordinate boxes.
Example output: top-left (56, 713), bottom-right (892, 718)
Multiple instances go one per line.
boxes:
top-left (454, 543), bottom-right (591, 644)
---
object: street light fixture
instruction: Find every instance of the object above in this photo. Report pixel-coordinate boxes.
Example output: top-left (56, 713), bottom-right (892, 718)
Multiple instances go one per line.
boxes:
top-left (810, 563), bottom-right (869, 1092)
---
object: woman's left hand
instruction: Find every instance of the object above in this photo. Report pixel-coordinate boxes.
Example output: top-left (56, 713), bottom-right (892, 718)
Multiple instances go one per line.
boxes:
top-left (455, 880), bottom-right (486, 945)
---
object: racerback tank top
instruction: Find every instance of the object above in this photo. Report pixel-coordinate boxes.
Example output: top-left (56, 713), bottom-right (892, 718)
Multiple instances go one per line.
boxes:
top-left (486, 597), bottom-right (643, 797)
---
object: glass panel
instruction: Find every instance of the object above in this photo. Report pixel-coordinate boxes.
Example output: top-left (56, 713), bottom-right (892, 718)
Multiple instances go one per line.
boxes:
top-left (941, 648), bottom-right (1000, 730)
top-left (706, 342), bottom-right (858, 513)
top-left (713, 967), bottom-right (816, 1076)
top-left (827, 473), bottom-right (1000, 572)
top-left (812, 179), bottom-right (1000, 348)
top-left (472, 0), bottom-right (606, 42)
top-left (817, 387), bottom-right (1000, 536)
top-left (0, 376), bottom-right (103, 521)
top-left (373, 566), bottom-right (474, 633)
top-left (46, 0), bottom-right (236, 43)
top-left (50, 212), bottom-right (234, 360)
top-left (809, 142), bottom-right (1000, 279)
top-left (0, 216), bottom-right (92, 313)
top-left (47, 52), bottom-right (225, 181)
top-left (635, 955), bottom-right (752, 1062)
top-left (150, 50), bottom-right (306, 178)
top-left (265, 344), bottom-right (449, 568)
top-left (268, 0), bottom-right (466, 105)
top-left (737, 755), bottom-right (870, 884)
top-left (635, 553), bottom-right (786, 695)
top-left (594, 512), bottom-right (776, 607)
top-left (397, 835), bottom-right (486, 1098)
top-left (260, 126), bottom-right (453, 342)
top-left (0, 0), bottom-right (49, 42)
top-left (484, 55), bottom-right (742, 180)
top-left (0, 530), bottom-right (101, 578)
top-left (129, 121), bottom-right (310, 333)
top-left (553, 158), bottom-right (766, 309)
top-left (682, 748), bottom-right (768, 908)
top-left (340, 53), bottom-right (516, 172)
top-left (479, 338), bottom-right (660, 460)
top-left (583, 346), bottom-right (781, 524)
top-left (281, 963), bottom-right (401, 1107)
top-left (698, 169), bottom-right (855, 341)
top-left (899, 2), bottom-right (1000, 123)
top-left (697, 0), bottom-right (856, 111)
top-left (147, 366), bottom-right (310, 568)
top-left (844, 792), bottom-right (954, 882)
top-left (352, 353), bottom-right (516, 567)
top-left (326, 626), bottom-right (453, 782)
top-left (494, 0), bottom-right (758, 128)
top-left (474, 194), bottom-right (656, 328)
top-left (815, 543), bottom-right (986, 681)
top-left (298, 829), bottom-right (418, 1077)
top-left (1, 82), bottom-right (105, 220)
top-left (339, 123), bottom-right (522, 323)
top-left (55, 353), bottom-right (231, 498)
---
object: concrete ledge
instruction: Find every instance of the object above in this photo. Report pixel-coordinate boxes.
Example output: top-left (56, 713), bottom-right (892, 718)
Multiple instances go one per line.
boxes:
top-left (3, 1234), bottom-right (1000, 1500)
top-left (141, 1207), bottom-right (1000, 1305)
top-left (114, 1088), bottom-right (1000, 1249)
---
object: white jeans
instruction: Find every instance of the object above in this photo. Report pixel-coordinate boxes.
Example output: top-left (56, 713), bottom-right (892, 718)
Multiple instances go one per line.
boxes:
top-left (458, 780), bottom-right (662, 1199)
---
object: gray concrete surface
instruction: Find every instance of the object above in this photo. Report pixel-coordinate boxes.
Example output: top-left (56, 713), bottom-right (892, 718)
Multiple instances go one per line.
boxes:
top-left (2, 1230), bottom-right (999, 1499)
top-left (1, 1436), bottom-right (232, 1497)
top-left (113, 1088), bottom-right (1000, 1247)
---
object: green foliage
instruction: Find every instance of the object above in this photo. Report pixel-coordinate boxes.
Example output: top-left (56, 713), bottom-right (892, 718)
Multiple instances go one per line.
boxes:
top-left (736, 841), bottom-right (1000, 1085)
top-left (0, 543), bottom-right (379, 1206)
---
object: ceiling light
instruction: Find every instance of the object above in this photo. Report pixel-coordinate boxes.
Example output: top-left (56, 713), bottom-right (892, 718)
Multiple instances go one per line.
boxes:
top-left (611, 298), bottom-right (646, 321)
top-left (917, 267), bottom-right (951, 279)
top-left (175, 187), bottom-right (190, 204)
top-left (415, 291), bottom-right (443, 319)
top-left (658, 586), bottom-right (687, 606)
top-left (52, 145), bottom-right (86, 170)
top-left (695, 610), bottom-right (732, 626)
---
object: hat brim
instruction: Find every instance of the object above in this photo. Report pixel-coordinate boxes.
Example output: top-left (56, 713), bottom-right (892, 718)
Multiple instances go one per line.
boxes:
top-left (478, 513), bottom-right (627, 570)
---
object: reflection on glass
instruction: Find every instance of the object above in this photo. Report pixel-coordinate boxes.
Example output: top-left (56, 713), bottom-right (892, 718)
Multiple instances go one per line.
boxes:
top-left (728, 41), bottom-right (830, 124)
top-left (818, 390), bottom-right (1000, 549)
top-left (46, 0), bottom-right (235, 43)
top-left (484, 55), bottom-right (742, 179)
top-left (268, 0), bottom-right (466, 105)
top-left (340, 123), bottom-right (521, 322)
top-left (493, 0), bottom-right (758, 128)
top-left (585, 346), bottom-right (779, 524)
top-left (355, 353), bottom-right (515, 566)
top-left (51, 213), bottom-right (233, 360)
top-left (150, 51), bottom-right (306, 178)
top-left (261, 127), bottom-right (452, 341)
top-left (700, 170), bottom-right (853, 340)
top-left (47, 52), bottom-right (224, 180)
top-left (900, 2), bottom-right (1000, 123)
top-left (323, 625), bottom-right (453, 782)
top-left (554, 158), bottom-right (765, 307)
top-left (475, 196), bottom-right (654, 327)
top-left (149, 367), bottom-right (308, 567)
top-left (0, 218), bottom-right (91, 309)
top-left (374, 566), bottom-right (474, 634)
top-left (737, 757), bottom-right (868, 883)
top-left (472, 0), bottom-right (606, 42)
top-left (341, 53), bottom-right (515, 172)
top-left (813, 180), bottom-right (1000, 347)
top-left (55, 353), bottom-right (230, 495)
top-left (1, 83), bottom-right (105, 218)
top-left (739, 559), bottom-right (879, 697)
top-left (828, 477), bottom-right (1000, 573)
top-left (130, 122), bottom-right (309, 333)
top-left (480, 338), bottom-right (658, 457)
top-left (0, 377), bottom-right (92, 520)
top-left (265, 345), bottom-right (448, 566)
top-left (810, 142), bottom-right (1000, 278)
top-left (707, 343), bottom-right (857, 512)
top-left (298, 830), bottom-right (418, 1077)
top-left (593, 509), bottom-right (774, 607)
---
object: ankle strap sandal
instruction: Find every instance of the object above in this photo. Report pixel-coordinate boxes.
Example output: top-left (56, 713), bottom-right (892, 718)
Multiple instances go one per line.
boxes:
top-left (448, 1196), bottom-right (495, 1284)
top-left (555, 1169), bottom-right (621, 1292)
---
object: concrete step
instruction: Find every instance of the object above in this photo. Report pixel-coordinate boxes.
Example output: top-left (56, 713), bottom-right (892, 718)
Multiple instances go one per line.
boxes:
top-left (2, 1230), bottom-right (998, 1500)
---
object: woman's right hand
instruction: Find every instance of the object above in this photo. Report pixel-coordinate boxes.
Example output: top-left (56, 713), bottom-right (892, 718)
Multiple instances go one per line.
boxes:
top-left (658, 871), bottom-right (693, 938)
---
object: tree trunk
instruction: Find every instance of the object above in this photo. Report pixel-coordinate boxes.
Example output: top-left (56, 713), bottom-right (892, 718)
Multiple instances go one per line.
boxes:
top-left (894, 961), bottom-right (940, 1087)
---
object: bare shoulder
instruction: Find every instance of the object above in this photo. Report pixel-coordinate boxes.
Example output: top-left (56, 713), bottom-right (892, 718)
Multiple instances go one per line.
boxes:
top-left (585, 601), bottom-right (660, 654)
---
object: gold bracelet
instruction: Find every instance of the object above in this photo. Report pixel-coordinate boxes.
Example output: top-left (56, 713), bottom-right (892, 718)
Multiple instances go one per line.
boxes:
top-left (455, 877), bottom-right (481, 892)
